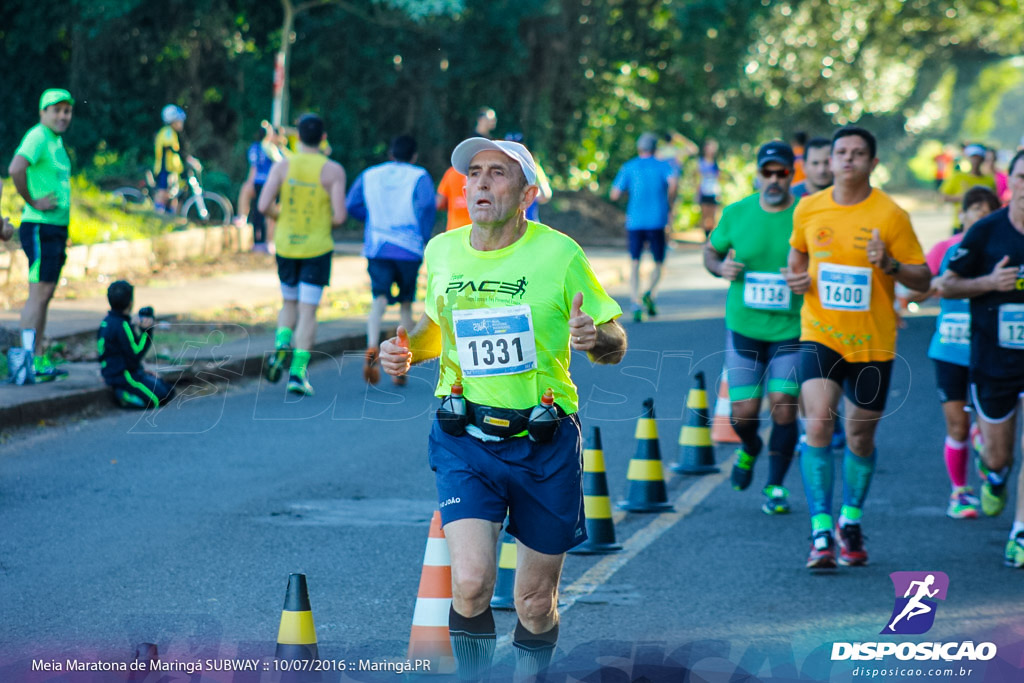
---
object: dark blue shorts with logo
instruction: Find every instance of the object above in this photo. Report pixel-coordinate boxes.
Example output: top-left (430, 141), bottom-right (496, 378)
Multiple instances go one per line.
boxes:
top-left (428, 412), bottom-right (586, 555)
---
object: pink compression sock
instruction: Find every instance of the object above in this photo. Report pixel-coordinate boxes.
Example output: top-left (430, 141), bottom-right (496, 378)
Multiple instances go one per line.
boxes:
top-left (944, 436), bottom-right (968, 489)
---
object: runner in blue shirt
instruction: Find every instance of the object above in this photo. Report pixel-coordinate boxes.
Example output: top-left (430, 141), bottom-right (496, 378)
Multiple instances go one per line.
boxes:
top-left (610, 132), bottom-right (678, 322)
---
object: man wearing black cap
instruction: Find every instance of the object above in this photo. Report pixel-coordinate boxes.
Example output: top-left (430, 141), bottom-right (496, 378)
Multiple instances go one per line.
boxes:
top-left (377, 136), bottom-right (626, 680)
top-left (7, 88), bottom-right (75, 384)
top-left (704, 141), bottom-right (803, 516)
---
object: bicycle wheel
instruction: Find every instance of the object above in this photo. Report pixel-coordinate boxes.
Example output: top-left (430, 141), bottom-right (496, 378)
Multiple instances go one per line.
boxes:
top-left (181, 192), bottom-right (233, 225)
top-left (112, 186), bottom-right (150, 212)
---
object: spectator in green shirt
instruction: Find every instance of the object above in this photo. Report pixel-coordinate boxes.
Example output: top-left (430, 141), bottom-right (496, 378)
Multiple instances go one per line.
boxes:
top-left (6, 88), bottom-right (74, 383)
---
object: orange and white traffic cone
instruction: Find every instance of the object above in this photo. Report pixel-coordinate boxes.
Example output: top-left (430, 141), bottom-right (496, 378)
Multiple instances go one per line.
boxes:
top-left (711, 370), bottom-right (741, 444)
top-left (408, 511), bottom-right (456, 675)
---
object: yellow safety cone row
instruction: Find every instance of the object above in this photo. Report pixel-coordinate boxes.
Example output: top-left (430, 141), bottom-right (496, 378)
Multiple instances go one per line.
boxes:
top-left (618, 398), bottom-right (674, 512)
top-left (673, 371), bottom-right (720, 474)
top-left (570, 426), bottom-right (623, 553)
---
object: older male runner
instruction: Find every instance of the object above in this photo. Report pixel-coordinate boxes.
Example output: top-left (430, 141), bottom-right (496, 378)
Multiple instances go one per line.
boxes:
top-left (378, 137), bottom-right (626, 679)
top-left (704, 141), bottom-right (802, 514)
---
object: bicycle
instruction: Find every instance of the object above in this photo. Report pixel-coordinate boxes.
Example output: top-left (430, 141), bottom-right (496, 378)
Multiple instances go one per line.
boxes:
top-left (112, 165), bottom-right (233, 226)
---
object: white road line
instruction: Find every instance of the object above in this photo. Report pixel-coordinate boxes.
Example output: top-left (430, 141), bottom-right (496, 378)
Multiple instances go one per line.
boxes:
top-left (495, 453), bottom-right (733, 652)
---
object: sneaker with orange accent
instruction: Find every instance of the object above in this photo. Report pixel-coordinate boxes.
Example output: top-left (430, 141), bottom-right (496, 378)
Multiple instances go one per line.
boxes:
top-left (363, 347), bottom-right (381, 384)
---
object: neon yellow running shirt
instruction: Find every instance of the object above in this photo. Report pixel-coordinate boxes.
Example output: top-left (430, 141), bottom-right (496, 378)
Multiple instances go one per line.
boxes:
top-left (424, 221), bottom-right (622, 414)
top-left (275, 152), bottom-right (334, 259)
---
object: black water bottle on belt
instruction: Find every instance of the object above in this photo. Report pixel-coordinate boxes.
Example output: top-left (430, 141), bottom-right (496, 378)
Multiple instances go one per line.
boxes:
top-left (528, 388), bottom-right (559, 443)
top-left (437, 378), bottom-right (468, 436)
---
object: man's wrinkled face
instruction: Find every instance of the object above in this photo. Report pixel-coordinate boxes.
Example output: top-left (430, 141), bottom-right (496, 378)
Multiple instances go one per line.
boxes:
top-left (464, 150), bottom-right (528, 227)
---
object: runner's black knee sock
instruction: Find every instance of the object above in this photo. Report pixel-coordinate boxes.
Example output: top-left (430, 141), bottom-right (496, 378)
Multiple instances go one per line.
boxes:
top-left (732, 417), bottom-right (763, 457)
top-left (513, 619), bottom-right (558, 681)
top-left (766, 420), bottom-right (799, 486)
top-left (449, 605), bottom-right (496, 680)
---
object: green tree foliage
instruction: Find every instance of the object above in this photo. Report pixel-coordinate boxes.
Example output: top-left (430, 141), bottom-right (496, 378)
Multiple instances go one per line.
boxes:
top-left (1, 0), bottom-right (1020, 198)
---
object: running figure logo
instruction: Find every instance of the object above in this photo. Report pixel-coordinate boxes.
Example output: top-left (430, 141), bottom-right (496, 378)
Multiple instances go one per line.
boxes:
top-left (881, 571), bottom-right (949, 635)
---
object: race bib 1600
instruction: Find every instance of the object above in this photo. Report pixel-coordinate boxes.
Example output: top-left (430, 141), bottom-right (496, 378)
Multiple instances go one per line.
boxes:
top-left (818, 263), bottom-right (871, 312)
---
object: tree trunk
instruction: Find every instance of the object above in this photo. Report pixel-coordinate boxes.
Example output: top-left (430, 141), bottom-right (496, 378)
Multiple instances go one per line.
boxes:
top-left (273, 0), bottom-right (296, 127)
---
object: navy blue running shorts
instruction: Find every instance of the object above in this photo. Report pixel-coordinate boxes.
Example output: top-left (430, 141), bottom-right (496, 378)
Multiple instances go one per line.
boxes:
top-left (20, 222), bottom-right (68, 284)
top-left (627, 228), bottom-right (666, 263)
top-left (428, 412), bottom-right (586, 555)
top-left (367, 257), bottom-right (420, 304)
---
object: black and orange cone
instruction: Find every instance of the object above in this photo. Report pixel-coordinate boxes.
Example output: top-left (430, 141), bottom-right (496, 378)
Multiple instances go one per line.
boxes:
top-left (617, 398), bottom-right (674, 512)
top-left (490, 528), bottom-right (516, 610)
top-left (275, 573), bottom-right (319, 662)
top-left (570, 426), bottom-right (623, 554)
top-left (408, 511), bottom-right (456, 674)
top-left (673, 371), bottom-right (720, 475)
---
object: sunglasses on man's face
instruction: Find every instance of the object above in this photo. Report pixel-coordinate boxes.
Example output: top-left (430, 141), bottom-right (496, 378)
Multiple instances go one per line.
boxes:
top-left (760, 167), bottom-right (792, 179)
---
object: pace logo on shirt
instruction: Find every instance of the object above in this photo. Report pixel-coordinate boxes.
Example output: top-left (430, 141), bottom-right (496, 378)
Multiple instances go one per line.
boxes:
top-left (445, 276), bottom-right (528, 299)
top-left (1016, 265), bottom-right (1024, 291)
top-left (814, 227), bottom-right (834, 248)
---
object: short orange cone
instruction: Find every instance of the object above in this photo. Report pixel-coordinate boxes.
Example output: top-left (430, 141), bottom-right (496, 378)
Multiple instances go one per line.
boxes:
top-left (275, 573), bottom-right (319, 662)
top-left (408, 511), bottom-right (457, 674)
top-left (712, 370), bottom-right (741, 444)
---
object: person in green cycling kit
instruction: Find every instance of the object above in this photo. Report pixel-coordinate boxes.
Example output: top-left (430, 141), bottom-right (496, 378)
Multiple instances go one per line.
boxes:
top-left (704, 141), bottom-right (802, 515)
top-left (939, 150), bottom-right (1024, 568)
top-left (7, 88), bottom-right (75, 384)
top-left (378, 137), bottom-right (626, 680)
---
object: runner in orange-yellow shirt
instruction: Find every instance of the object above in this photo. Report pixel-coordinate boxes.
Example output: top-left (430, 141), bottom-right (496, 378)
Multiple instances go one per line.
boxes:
top-left (436, 166), bottom-right (472, 232)
top-left (784, 126), bottom-right (930, 570)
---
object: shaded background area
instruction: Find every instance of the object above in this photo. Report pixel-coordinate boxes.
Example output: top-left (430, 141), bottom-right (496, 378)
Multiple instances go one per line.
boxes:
top-left (2, 0), bottom-right (1023, 204)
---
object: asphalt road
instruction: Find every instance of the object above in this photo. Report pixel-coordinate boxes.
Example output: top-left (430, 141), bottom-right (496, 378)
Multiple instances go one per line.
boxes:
top-left (1, 279), bottom-right (1022, 682)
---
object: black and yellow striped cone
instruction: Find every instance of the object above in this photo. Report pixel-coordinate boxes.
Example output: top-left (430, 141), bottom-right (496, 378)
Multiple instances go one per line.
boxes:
top-left (570, 426), bottom-right (623, 554)
top-left (617, 398), bottom-right (674, 512)
top-left (275, 573), bottom-right (319, 662)
top-left (490, 529), bottom-right (517, 610)
top-left (673, 371), bottom-right (720, 475)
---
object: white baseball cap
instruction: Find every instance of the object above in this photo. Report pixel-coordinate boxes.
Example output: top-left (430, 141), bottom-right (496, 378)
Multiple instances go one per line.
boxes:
top-left (451, 137), bottom-right (537, 185)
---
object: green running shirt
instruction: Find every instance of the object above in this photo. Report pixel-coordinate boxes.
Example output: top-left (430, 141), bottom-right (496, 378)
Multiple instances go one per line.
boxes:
top-left (424, 221), bottom-right (622, 414)
top-left (14, 124), bottom-right (72, 226)
top-left (709, 193), bottom-right (802, 341)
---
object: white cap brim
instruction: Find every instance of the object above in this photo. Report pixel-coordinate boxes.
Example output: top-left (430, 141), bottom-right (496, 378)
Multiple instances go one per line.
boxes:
top-left (451, 137), bottom-right (537, 185)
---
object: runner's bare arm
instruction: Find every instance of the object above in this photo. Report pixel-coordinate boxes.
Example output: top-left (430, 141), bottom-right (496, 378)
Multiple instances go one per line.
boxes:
top-left (257, 161), bottom-right (287, 218)
top-left (323, 161), bottom-right (348, 227)
top-left (783, 247), bottom-right (812, 294)
top-left (890, 262), bottom-right (932, 292)
top-left (937, 256), bottom-right (1018, 298)
top-left (8, 155), bottom-right (56, 211)
top-left (380, 313), bottom-right (442, 376)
